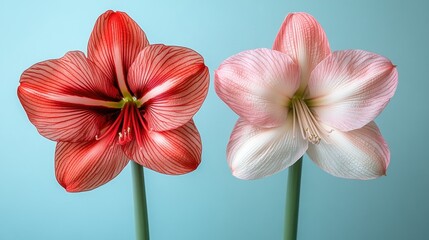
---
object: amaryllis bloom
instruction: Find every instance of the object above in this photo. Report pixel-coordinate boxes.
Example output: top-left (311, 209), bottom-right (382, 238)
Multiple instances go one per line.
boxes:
top-left (18, 10), bottom-right (209, 192)
top-left (215, 12), bottom-right (397, 180)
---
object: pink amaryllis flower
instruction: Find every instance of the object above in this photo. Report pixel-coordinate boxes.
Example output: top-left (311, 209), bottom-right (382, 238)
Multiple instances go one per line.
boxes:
top-left (215, 12), bottom-right (397, 180)
top-left (18, 10), bottom-right (209, 192)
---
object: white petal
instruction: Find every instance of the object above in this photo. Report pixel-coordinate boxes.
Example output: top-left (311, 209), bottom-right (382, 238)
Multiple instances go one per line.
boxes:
top-left (307, 122), bottom-right (390, 180)
top-left (227, 117), bottom-right (308, 179)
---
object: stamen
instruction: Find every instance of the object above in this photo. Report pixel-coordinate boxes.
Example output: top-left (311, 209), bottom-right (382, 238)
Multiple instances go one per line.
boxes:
top-left (292, 98), bottom-right (330, 144)
top-left (132, 105), bottom-right (148, 150)
top-left (94, 111), bottom-right (124, 141)
top-left (117, 103), bottom-right (134, 145)
top-left (94, 100), bottom-right (146, 147)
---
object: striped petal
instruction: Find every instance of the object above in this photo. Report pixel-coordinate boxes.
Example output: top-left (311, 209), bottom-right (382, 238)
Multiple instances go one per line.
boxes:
top-left (126, 120), bottom-right (202, 175)
top-left (55, 134), bottom-right (129, 192)
top-left (87, 10), bottom-right (149, 84)
top-left (227, 118), bottom-right (308, 180)
top-left (307, 122), bottom-right (389, 179)
top-left (273, 12), bottom-right (331, 91)
top-left (128, 44), bottom-right (209, 131)
top-left (308, 50), bottom-right (398, 131)
top-left (215, 48), bottom-right (300, 128)
top-left (18, 51), bottom-right (121, 142)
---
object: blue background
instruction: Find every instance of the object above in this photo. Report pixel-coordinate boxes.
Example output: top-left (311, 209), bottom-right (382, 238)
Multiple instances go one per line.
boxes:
top-left (1, 0), bottom-right (427, 239)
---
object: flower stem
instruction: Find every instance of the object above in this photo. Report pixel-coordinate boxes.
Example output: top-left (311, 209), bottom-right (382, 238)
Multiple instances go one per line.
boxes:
top-left (132, 161), bottom-right (150, 240)
top-left (284, 157), bottom-right (303, 240)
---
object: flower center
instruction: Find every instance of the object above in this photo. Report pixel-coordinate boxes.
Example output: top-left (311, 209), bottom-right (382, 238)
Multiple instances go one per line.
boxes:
top-left (95, 96), bottom-right (146, 148)
top-left (291, 97), bottom-right (330, 144)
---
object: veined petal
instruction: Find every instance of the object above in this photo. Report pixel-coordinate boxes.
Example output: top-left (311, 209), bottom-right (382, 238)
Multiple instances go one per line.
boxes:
top-left (18, 51), bottom-right (121, 142)
top-left (273, 12), bottom-right (331, 91)
top-left (55, 134), bottom-right (129, 192)
top-left (215, 48), bottom-right (300, 128)
top-left (126, 120), bottom-right (202, 175)
top-left (227, 118), bottom-right (308, 180)
top-left (308, 50), bottom-right (398, 131)
top-left (87, 10), bottom-right (149, 91)
top-left (128, 44), bottom-right (209, 131)
top-left (307, 122), bottom-right (389, 179)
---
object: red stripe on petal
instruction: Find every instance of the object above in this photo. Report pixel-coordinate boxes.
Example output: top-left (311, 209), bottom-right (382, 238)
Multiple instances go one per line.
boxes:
top-left (128, 45), bottom-right (209, 131)
top-left (87, 11), bottom-right (149, 85)
top-left (55, 135), bottom-right (129, 192)
top-left (18, 51), bottom-right (121, 142)
top-left (126, 120), bottom-right (202, 175)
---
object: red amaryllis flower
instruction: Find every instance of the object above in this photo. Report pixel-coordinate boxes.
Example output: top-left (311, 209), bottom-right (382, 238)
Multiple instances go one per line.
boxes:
top-left (17, 10), bottom-right (209, 192)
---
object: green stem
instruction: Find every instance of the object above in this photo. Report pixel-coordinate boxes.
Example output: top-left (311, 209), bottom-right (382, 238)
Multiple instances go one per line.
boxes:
top-left (132, 161), bottom-right (150, 240)
top-left (284, 157), bottom-right (303, 240)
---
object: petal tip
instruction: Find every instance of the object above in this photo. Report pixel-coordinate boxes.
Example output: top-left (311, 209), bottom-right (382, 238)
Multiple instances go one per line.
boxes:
top-left (154, 160), bottom-right (200, 176)
top-left (231, 169), bottom-right (255, 180)
top-left (174, 160), bottom-right (201, 175)
top-left (57, 179), bottom-right (78, 193)
top-left (64, 185), bottom-right (78, 193)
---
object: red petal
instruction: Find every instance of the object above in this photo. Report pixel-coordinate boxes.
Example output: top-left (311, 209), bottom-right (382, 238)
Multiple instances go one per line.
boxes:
top-left (273, 12), bottom-right (331, 91)
top-left (87, 10), bottom-right (149, 83)
top-left (125, 120), bottom-right (202, 175)
top-left (55, 135), bottom-right (129, 192)
top-left (128, 44), bottom-right (209, 131)
top-left (18, 51), bottom-right (121, 142)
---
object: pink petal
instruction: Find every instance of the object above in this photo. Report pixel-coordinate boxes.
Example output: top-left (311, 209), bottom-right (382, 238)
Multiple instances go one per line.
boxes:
top-left (308, 50), bottom-right (398, 131)
top-left (128, 44), bottom-right (209, 131)
top-left (227, 118), bottom-right (308, 180)
top-left (55, 134), bottom-right (129, 192)
top-left (307, 122), bottom-right (390, 179)
top-left (126, 120), bottom-right (202, 175)
top-left (18, 51), bottom-right (121, 142)
top-left (87, 10), bottom-right (149, 83)
top-left (215, 48), bottom-right (300, 128)
top-left (273, 12), bottom-right (331, 91)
